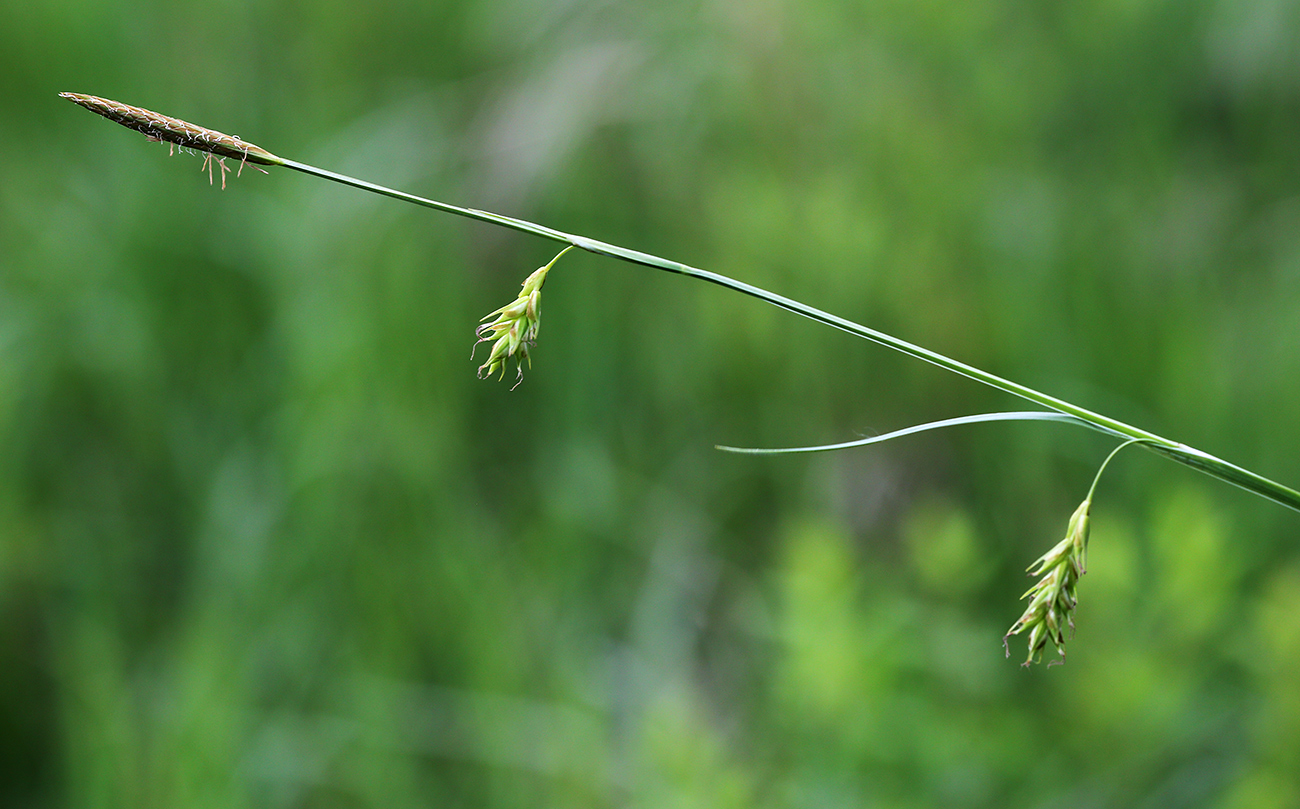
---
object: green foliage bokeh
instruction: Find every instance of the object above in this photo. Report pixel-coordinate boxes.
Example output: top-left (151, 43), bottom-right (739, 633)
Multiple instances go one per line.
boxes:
top-left (4, 0), bottom-right (1300, 806)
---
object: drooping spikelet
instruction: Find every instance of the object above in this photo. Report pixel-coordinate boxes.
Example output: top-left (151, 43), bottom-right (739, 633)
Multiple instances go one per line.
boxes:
top-left (474, 264), bottom-right (548, 388)
top-left (1004, 498), bottom-right (1091, 666)
top-left (473, 246), bottom-right (574, 389)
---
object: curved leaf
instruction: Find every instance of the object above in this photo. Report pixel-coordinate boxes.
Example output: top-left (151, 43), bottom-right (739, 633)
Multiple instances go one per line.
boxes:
top-left (716, 411), bottom-right (1109, 455)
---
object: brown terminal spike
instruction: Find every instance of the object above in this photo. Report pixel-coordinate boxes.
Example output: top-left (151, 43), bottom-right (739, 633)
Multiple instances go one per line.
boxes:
top-left (60, 93), bottom-right (281, 168)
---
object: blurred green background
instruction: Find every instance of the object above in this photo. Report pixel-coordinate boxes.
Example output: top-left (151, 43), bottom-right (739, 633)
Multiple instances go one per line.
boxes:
top-left (5, 0), bottom-right (1300, 806)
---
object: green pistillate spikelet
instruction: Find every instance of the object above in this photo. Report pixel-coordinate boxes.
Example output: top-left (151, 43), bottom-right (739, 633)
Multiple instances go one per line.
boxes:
top-left (1004, 498), bottom-right (1090, 666)
top-left (60, 92), bottom-right (280, 188)
top-left (474, 246), bottom-right (574, 388)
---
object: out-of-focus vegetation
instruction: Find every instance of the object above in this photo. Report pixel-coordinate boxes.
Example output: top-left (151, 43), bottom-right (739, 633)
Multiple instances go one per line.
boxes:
top-left (5, 0), bottom-right (1300, 806)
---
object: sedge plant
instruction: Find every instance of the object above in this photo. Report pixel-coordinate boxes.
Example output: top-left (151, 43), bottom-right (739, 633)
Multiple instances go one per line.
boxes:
top-left (61, 92), bottom-right (1300, 666)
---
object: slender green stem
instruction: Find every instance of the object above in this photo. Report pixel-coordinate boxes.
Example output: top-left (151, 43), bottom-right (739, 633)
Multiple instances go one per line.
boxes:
top-left (276, 159), bottom-right (572, 242)
top-left (273, 156), bottom-right (1300, 514)
top-left (62, 92), bottom-right (1297, 513)
top-left (1087, 438), bottom-right (1149, 503)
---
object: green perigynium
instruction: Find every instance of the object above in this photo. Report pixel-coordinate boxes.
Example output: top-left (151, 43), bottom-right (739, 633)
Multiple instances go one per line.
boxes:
top-left (474, 246), bottom-right (573, 388)
top-left (1004, 498), bottom-right (1090, 666)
